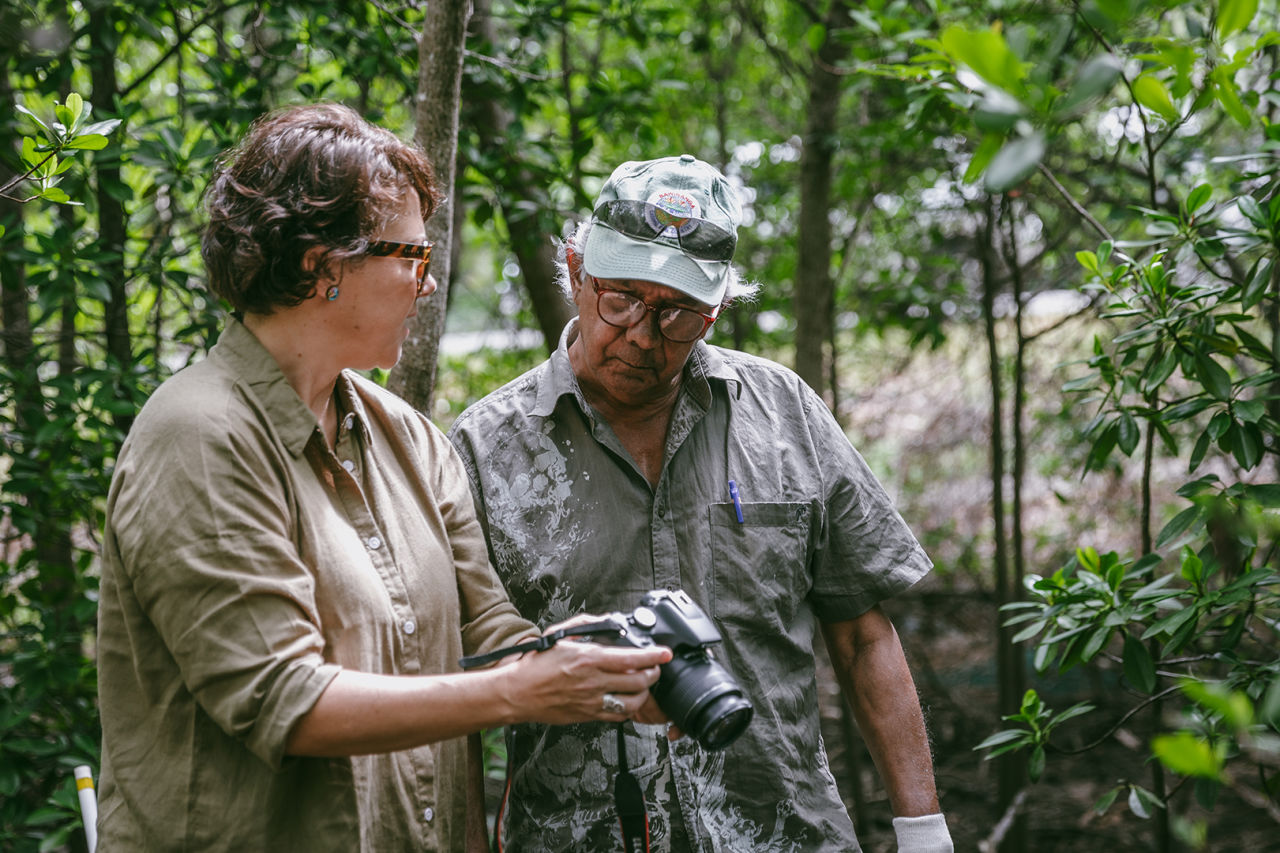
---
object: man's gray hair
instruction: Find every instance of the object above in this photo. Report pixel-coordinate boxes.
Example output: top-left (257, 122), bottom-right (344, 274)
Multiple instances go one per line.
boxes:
top-left (555, 220), bottom-right (761, 306)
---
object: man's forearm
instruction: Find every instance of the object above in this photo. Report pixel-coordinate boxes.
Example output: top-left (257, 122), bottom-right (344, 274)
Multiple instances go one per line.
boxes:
top-left (821, 609), bottom-right (940, 816)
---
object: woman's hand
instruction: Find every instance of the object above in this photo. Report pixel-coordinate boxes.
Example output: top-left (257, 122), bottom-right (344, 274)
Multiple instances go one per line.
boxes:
top-left (501, 634), bottom-right (671, 725)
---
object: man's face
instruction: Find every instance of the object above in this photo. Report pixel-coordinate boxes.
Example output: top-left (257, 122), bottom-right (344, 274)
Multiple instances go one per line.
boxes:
top-left (568, 273), bottom-right (715, 410)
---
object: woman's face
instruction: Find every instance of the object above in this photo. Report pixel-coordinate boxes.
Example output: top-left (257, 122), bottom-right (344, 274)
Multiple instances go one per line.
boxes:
top-left (330, 191), bottom-right (436, 371)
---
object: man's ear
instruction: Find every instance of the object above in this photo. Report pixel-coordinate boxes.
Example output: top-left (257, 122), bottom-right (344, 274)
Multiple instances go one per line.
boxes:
top-left (566, 246), bottom-right (583, 296)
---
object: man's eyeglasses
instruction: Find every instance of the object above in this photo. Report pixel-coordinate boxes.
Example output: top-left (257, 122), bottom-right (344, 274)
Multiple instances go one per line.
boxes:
top-left (592, 199), bottom-right (737, 262)
top-left (591, 276), bottom-right (720, 343)
top-left (365, 239), bottom-right (433, 295)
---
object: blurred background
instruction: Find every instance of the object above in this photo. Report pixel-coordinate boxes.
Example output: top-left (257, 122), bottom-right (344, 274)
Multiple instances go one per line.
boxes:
top-left (1, 1), bottom-right (1278, 850)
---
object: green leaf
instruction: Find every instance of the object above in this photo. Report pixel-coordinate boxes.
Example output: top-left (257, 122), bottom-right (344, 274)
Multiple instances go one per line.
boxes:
top-left (1028, 744), bottom-right (1046, 782)
top-left (1262, 678), bottom-right (1280, 728)
top-left (1237, 195), bottom-right (1268, 229)
top-left (974, 89), bottom-right (1026, 132)
top-left (20, 135), bottom-right (39, 168)
top-left (65, 92), bottom-right (84, 125)
top-left (1123, 634), bottom-right (1157, 693)
top-left (1194, 352), bottom-right (1232, 400)
top-left (1217, 0), bottom-right (1259, 38)
top-left (1116, 412), bottom-right (1140, 455)
top-left (1081, 626), bottom-right (1112, 661)
top-left (1212, 68), bottom-right (1252, 127)
top-left (15, 102), bottom-right (49, 132)
top-left (64, 134), bottom-right (109, 151)
top-left (38, 187), bottom-right (71, 203)
top-left (974, 729), bottom-right (1028, 752)
top-left (1133, 74), bottom-right (1180, 122)
top-left (1076, 250), bottom-right (1099, 274)
top-left (1059, 54), bottom-right (1123, 113)
top-left (1180, 547), bottom-right (1204, 585)
top-left (1152, 732), bottom-right (1223, 779)
top-left (1094, 787), bottom-right (1121, 814)
top-left (1142, 604), bottom-right (1197, 641)
top-left (984, 131), bottom-right (1045, 193)
top-left (1242, 484), bottom-right (1280, 507)
top-left (940, 24), bottom-right (1027, 95)
top-left (805, 24), bottom-right (826, 53)
top-left (1242, 257), bottom-right (1273, 309)
top-left (1234, 398), bottom-right (1265, 423)
top-left (1186, 183), bottom-right (1212, 214)
top-left (1181, 680), bottom-right (1254, 729)
top-left (1019, 688), bottom-right (1044, 718)
top-left (1155, 505), bottom-right (1201, 549)
top-left (1129, 784), bottom-right (1165, 818)
top-left (1227, 422), bottom-right (1263, 469)
top-left (1128, 785), bottom-right (1152, 819)
top-left (964, 134), bottom-right (1004, 184)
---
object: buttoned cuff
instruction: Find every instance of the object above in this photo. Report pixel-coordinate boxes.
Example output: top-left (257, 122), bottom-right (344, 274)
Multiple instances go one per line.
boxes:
top-left (892, 813), bottom-right (953, 853)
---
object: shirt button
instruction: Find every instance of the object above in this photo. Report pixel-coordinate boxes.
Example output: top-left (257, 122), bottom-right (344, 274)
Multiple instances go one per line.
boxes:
top-left (367, 536), bottom-right (382, 550)
top-left (403, 619), bottom-right (416, 635)
top-left (657, 505), bottom-right (666, 518)
top-left (343, 413), bottom-right (355, 430)
top-left (423, 807), bottom-right (434, 822)
top-left (341, 459), bottom-right (355, 472)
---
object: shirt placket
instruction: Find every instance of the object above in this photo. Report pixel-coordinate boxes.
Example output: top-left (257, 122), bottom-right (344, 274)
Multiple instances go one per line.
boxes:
top-left (654, 391), bottom-right (717, 853)
top-left (320, 416), bottom-right (422, 674)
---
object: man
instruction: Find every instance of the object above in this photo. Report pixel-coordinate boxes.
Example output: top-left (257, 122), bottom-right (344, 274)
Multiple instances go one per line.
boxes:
top-left (448, 155), bottom-right (952, 852)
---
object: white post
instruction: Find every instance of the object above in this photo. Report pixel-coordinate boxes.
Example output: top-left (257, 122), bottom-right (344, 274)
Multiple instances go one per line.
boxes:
top-left (73, 765), bottom-right (97, 853)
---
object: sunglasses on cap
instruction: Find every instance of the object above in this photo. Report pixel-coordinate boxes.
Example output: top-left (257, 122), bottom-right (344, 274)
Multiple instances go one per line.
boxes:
top-left (591, 199), bottom-right (737, 262)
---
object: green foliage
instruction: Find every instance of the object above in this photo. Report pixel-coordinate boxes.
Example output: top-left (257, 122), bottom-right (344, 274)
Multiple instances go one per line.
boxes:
top-left (1, 94), bottom-right (120, 208)
top-left (973, 688), bottom-right (1095, 782)
top-left (905, 1), bottom-right (1280, 842)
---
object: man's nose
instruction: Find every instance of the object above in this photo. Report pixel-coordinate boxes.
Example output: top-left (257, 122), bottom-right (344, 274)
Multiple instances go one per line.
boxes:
top-left (625, 308), bottom-right (662, 348)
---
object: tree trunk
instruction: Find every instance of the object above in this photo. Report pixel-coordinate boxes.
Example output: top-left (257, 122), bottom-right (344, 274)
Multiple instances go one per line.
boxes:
top-left (389, 0), bottom-right (472, 415)
top-left (88, 4), bottom-right (133, 434)
top-left (980, 196), bottom-right (1027, 853)
top-left (467, 0), bottom-right (572, 353)
top-left (794, 0), bottom-right (851, 397)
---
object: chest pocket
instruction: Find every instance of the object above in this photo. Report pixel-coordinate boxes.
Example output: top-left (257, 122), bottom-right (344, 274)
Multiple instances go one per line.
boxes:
top-left (709, 501), bottom-right (812, 629)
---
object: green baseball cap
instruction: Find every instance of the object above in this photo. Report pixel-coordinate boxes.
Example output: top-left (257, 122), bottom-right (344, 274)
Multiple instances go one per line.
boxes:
top-left (583, 154), bottom-right (741, 306)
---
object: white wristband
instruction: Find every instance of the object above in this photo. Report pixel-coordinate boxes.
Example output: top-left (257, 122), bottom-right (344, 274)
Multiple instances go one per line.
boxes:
top-left (892, 813), bottom-right (953, 853)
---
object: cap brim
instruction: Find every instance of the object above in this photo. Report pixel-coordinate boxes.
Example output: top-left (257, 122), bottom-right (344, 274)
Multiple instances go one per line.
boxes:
top-left (583, 225), bottom-right (728, 307)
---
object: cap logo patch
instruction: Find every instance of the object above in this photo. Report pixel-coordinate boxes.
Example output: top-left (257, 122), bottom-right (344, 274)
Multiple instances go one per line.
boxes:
top-left (644, 190), bottom-right (702, 238)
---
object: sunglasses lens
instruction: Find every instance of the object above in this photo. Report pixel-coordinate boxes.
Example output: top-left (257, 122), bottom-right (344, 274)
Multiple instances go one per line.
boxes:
top-left (594, 200), bottom-right (736, 261)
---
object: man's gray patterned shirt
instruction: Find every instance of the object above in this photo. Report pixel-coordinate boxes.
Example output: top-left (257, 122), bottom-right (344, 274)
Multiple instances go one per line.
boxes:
top-left (448, 321), bottom-right (932, 852)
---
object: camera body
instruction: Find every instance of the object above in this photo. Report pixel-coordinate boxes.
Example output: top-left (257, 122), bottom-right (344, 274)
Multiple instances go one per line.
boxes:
top-left (605, 589), bottom-right (753, 751)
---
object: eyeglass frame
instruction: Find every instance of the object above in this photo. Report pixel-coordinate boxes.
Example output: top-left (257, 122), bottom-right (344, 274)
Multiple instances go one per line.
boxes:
top-left (589, 275), bottom-right (722, 343)
top-left (365, 239), bottom-right (434, 295)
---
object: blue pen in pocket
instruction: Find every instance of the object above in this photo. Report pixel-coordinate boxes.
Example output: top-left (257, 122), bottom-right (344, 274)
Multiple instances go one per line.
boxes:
top-left (728, 479), bottom-right (744, 523)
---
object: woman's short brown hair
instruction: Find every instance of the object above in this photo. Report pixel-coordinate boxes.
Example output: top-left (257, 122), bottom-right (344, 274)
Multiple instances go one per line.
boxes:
top-left (201, 103), bottom-right (440, 315)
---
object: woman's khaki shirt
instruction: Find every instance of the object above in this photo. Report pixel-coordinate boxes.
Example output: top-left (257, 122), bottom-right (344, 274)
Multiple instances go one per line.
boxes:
top-left (96, 319), bottom-right (533, 851)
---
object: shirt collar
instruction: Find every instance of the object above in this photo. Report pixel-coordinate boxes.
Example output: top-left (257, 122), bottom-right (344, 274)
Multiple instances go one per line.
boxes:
top-left (530, 317), bottom-right (742, 418)
top-left (207, 318), bottom-right (329, 457)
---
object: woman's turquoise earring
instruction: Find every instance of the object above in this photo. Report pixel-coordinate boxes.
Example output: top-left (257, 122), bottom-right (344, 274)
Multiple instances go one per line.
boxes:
top-left (326, 285), bottom-right (340, 301)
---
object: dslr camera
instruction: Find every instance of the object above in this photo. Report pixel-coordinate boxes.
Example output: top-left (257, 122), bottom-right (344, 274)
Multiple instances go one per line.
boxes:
top-left (603, 589), bottom-right (753, 751)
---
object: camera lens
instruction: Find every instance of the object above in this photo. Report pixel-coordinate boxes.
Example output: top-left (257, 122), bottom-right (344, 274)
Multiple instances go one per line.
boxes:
top-left (693, 695), bottom-right (753, 750)
top-left (653, 653), bottom-right (754, 751)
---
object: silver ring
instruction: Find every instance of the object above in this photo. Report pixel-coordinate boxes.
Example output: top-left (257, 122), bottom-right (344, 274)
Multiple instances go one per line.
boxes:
top-left (601, 693), bottom-right (627, 715)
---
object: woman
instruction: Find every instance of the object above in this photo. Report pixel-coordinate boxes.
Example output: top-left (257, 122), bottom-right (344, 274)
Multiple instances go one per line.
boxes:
top-left (95, 103), bottom-right (668, 852)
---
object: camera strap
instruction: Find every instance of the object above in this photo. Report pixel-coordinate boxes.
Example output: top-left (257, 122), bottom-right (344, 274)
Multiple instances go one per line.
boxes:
top-left (614, 723), bottom-right (650, 853)
top-left (457, 620), bottom-right (625, 669)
